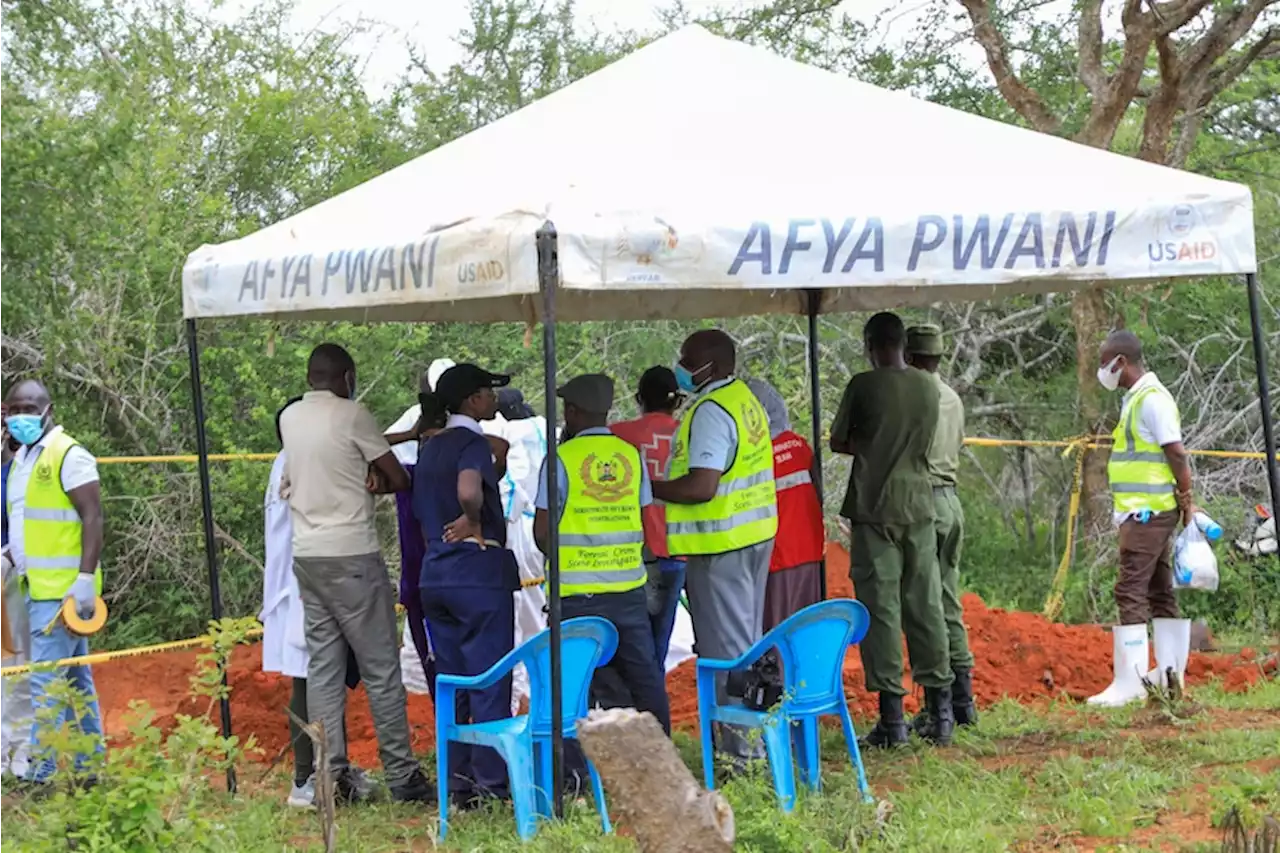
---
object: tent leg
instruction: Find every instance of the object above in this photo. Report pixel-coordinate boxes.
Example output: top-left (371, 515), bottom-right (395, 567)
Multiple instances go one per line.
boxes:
top-left (1246, 273), bottom-right (1280, 544)
top-left (806, 290), bottom-right (827, 600)
top-left (537, 224), bottom-right (564, 817)
top-left (185, 318), bottom-right (236, 794)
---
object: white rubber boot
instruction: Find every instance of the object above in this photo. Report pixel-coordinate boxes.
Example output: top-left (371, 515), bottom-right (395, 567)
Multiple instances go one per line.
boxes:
top-left (1147, 618), bottom-right (1192, 691)
top-left (1087, 624), bottom-right (1149, 707)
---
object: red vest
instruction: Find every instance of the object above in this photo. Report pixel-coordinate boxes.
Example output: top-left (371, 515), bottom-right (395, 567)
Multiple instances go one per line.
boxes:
top-left (770, 431), bottom-right (824, 572)
top-left (611, 413), bottom-right (680, 560)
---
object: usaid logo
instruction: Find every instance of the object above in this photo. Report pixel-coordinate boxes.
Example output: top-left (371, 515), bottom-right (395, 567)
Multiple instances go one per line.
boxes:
top-left (1149, 203), bottom-right (1216, 264)
top-left (1166, 204), bottom-right (1197, 237)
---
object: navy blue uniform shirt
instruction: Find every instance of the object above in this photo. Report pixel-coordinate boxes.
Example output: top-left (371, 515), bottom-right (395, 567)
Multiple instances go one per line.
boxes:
top-left (414, 420), bottom-right (518, 591)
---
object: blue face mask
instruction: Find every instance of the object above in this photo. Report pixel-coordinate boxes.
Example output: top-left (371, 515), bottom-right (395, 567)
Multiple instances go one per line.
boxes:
top-left (6, 407), bottom-right (49, 446)
top-left (673, 361), bottom-right (710, 394)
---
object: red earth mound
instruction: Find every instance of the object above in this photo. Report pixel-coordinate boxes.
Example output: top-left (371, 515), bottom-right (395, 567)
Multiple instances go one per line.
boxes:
top-left (92, 543), bottom-right (1269, 764)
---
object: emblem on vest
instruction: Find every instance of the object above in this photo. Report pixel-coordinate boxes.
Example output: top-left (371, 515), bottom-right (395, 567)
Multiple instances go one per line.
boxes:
top-left (743, 403), bottom-right (767, 446)
top-left (35, 460), bottom-right (54, 482)
top-left (580, 452), bottom-right (636, 503)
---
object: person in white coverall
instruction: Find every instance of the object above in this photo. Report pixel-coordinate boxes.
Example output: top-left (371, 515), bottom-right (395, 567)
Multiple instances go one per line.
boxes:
top-left (1, 427), bottom-right (33, 779)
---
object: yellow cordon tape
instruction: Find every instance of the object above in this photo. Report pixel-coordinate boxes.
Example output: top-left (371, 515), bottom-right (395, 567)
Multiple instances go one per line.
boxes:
top-left (13, 436), bottom-right (1267, 674)
top-left (61, 596), bottom-right (109, 637)
top-left (0, 627), bottom-right (264, 676)
top-left (0, 579), bottom-right (547, 676)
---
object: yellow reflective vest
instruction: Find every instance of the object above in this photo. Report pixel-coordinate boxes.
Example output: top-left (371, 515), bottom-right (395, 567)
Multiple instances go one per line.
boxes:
top-left (10, 430), bottom-right (103, 601)
top-left (1107, 384), bottom-right (1178, 514)
top-left (667, 379), bottom-right (778, 555)
top-left (555, 434), bottom-right (647, 596)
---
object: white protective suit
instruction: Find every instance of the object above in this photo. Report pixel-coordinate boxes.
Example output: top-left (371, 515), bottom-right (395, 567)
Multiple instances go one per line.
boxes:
top-left (1, 547), bottom-right (32, 777)
top-left (261, 452), bottom-right (308, 680)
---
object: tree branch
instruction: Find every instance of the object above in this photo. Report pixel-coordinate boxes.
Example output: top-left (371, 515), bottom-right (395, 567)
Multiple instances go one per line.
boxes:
top-left (957, 0), bottom-right (1062, 133)
top-left (1077, 0), bottom-right (1107, 98)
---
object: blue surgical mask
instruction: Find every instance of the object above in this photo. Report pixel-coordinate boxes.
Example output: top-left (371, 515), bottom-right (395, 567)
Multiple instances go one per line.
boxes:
top-left (673, 361), bottom-right (710, 393)
top-left (346, 373), bottom-right (357, 400)
top-left (6, 407), bottom-right (49, 446)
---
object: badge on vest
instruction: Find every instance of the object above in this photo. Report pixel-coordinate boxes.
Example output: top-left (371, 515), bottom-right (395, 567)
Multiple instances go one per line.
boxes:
top-left (35, 460), bottom-right (54, 483)
top-left (580, 452), bottom-right (636, 503)
top-left (743, 403), bottom-right (768, 446)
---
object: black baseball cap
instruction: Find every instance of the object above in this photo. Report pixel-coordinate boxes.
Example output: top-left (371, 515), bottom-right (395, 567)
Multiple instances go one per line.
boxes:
top-left (638, 366), bottom-right (679, 400)
top-left (497, 388), bottom-right (536, 420)
top-left (435, 363), bottom-right (510, 410)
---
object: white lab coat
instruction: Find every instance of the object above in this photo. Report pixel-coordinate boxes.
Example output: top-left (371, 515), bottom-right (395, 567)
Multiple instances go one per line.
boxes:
top-left (261, 453), bottom-right (308, 680)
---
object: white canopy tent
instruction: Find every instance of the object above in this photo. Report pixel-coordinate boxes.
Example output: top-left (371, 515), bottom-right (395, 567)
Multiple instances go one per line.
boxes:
top-left (181, 25), bottom-right (1275, 801)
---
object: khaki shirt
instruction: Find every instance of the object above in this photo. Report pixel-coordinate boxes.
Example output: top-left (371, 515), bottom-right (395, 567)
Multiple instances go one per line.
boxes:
top-left (927, 373), bottom-right (965, 487)
top-left (279, 391), bottom-right (395, 558)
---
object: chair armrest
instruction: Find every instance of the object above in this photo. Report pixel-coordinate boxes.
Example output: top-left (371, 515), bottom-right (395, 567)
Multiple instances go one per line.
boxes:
top-left (695, 639), bottom-right (772, 674)
top-left (435, 640), bottom-right (530, 691)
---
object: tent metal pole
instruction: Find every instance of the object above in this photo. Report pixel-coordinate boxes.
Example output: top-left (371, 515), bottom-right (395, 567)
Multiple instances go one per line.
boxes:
top-left (1245, 273), bottom-right (1280, 543)
top-left (184, 318), bottom-right (236, 794)
top-left (536, 224), bottom-right (565, 816)
top-left (806, 290), bottom-right (827, 600)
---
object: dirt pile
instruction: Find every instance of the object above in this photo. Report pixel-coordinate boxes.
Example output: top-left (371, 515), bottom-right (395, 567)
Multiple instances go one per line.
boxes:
top-left (92, 542), bottom-right (1269, 763)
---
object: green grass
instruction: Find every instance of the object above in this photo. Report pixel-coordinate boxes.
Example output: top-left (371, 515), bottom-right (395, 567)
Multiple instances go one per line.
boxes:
top-left (3, 678), bottom-right (1278, 852)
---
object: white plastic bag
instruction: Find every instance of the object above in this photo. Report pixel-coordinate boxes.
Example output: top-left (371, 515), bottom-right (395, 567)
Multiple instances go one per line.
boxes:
top-left (1173, 523), bottom-right (1219, 591)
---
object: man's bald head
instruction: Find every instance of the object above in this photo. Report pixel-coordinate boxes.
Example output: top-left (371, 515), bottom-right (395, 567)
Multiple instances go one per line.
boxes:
top-left (307, 343), bottom-right (357, 397)
top-left (1098, 329), bottom-right (1147, 391)
top-left (680, 329), bottom-right (736, 386)
top-left (5, 379), bottom-right (52, 413)
top-left (1100, 330), bottom-right (1143, 365)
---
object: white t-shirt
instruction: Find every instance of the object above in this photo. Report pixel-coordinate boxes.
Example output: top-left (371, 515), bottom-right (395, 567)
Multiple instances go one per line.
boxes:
top-left (5, 426), bottom-right (100, 573)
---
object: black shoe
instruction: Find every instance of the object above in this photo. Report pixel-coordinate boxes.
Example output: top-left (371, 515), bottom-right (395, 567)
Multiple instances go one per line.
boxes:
top-left (952, 667), bottom-right (979, 728)
top-left (390, 769), bottom-right (436, 804)
top-left (918, 686), bottom-right (956, 746)
top-left (859, 693), bottom-right (909, 749)
top-left (334, 770), bottom-right (370, 805)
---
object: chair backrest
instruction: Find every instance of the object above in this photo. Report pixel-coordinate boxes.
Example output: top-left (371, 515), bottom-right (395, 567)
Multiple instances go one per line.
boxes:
top-left (522, 617), bottom-right (619, 736)
top-left (768, 599), bottom-right (870, 710)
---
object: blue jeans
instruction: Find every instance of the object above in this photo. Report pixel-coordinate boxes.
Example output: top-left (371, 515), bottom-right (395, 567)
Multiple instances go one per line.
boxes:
top-left (649, 558), bottom-right (687, 666)
top-left (26, 597), bottom-right (105, 782)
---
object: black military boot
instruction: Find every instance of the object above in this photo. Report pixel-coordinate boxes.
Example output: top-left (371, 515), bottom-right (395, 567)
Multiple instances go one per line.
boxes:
top-left (918, 686), bottom-right (956, 746)
top-left (952, 667), bottom-right (978, 728)
top-left (859, 693), bottom-right (909, 749)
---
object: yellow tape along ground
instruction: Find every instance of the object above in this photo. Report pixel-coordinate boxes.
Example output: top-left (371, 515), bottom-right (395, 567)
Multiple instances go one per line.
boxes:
top-left (0, 578), bottom-right (547, 676)
top-left (24, 438), bottom-right (1268, 675)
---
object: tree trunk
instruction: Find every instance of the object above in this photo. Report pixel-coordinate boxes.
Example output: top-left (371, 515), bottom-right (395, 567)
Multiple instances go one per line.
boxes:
top-left (1071, 286), bottom-right (1114, 537)
top-left (576, 708), bottom-right (735, 853)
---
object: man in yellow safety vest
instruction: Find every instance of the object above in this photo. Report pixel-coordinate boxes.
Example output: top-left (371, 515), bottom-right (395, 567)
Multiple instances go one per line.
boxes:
top-left (1089, 330), bottom-right (1196, 707)
top-left (653, 330), bottom-right (777, 769)
top-left (533, 374), bottom-right (670, 733)
top-left (4, 379), bottom-right (105, 789)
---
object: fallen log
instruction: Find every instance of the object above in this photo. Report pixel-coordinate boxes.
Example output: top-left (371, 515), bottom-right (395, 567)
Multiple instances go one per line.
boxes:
top-left (577, 708), bottom-right (734, 853)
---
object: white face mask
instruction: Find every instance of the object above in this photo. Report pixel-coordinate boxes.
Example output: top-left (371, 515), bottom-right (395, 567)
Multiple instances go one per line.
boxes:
top-left (1096, 355), bottom-right (1123, 392)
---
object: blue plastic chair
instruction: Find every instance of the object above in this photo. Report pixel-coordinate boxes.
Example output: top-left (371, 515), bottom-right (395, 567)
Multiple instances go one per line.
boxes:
top-left (695, 598), bottom-right (873, 812)
top-left (434, 617), bottom-right (618, 841)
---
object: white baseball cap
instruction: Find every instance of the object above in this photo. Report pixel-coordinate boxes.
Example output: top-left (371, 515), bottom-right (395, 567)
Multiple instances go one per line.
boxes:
top-left (426, 358), bottom-right (457, 392)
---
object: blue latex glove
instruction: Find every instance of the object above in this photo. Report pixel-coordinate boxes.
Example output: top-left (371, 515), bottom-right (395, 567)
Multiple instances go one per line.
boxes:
top-left (67, 573), bottom-right (96, 619)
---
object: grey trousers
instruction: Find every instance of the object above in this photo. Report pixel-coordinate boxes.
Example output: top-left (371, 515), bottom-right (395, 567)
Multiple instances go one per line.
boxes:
top-left (684, 539), bottom-right (773, 763)
top-left (293, 552), bottom-right (418, 786)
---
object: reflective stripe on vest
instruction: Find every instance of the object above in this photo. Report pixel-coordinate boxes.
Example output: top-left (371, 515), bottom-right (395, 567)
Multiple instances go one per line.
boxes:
top-left (18, 430), bottom-right (104, 601)
top-left (555, 435), bottom-right (647, 595)
top-left (775, 470), bottom-right (812, 492)
top-left (667, 380), bottom-right (778, 555)
top-left (1107, 385), bottom-right (1178, 514)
